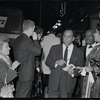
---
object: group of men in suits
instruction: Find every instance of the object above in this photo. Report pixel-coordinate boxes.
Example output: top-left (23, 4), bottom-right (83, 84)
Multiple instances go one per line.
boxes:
top-left (45, 29), bottom-right (96, 98)
top-left (46, 29), bottom-right (84, 98)
top-left (12, 18), bottom-right (96, 98)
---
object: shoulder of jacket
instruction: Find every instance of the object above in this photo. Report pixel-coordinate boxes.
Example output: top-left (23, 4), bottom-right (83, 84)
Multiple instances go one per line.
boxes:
top-left (74, 46), bottom-right (83, 52)
top-left (51, 44), bottom-right (61, 48)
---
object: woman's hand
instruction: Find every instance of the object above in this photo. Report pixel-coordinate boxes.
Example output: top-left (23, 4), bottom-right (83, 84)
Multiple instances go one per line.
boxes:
top-left (12, 61), bottom-right (20, 70)
top-left (85, 66), bottom-right (93, 72)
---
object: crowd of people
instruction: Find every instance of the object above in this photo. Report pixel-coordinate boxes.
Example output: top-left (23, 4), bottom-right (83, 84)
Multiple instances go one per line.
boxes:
top-left (0, 19), bottom-right (100, 98)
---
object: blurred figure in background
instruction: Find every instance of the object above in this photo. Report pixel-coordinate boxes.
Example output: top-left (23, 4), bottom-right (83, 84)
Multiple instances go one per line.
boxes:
top-left (34, 25), bottom-right (44, 42)
top-left (40, 29), bottom-right (60, 97)
top-left (73, 34), bottom-right (82, 48)
top-left (56, 32), bottom-right (62, 43)
top-left (32, 25), bottom-right (43, 97)
top-left (34, 25), bottom-right (43, 72)
top-left (13, 20), bottom-right (41, 98)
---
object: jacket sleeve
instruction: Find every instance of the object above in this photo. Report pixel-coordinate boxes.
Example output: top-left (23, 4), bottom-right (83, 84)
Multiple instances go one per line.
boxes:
top-left (74, 49), bottom-right (85, 77)
top-left (26, 39), bottom-right (41, 56)
top-left (45, 46), bottom-right (57, 69)
top-left (0, 61), bottom-right (17, 84)
top-left (6, 69), bottom-right (17, 83)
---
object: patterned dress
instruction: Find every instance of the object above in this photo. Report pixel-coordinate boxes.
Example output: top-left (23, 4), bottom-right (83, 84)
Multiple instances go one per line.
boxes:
top-left (82, 44), bottom-right (100, 98)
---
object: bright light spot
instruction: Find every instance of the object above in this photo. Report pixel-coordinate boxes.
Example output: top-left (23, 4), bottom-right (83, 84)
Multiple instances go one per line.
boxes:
top-left (57, 20), bottom-right (61, 22)
top-left (81, 19), bottom-right (84, 22)
top-left (57, 23), bottom-right (61, 26)
top-left (47, 31), bottom-right (50, 33)
top-left (53, 25), bottom-right (58, 29)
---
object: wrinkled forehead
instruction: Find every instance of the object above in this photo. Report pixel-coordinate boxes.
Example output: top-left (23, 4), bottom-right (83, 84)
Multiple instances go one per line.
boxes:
top-left (63, 30), bottom-right (73, 36)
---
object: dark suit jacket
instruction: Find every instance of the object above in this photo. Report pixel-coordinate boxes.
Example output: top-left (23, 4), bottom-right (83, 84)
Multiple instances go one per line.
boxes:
top-left (13, 33), bottom-right (41, 82)
top-left (80, 46), bottom-right (87, 63)
top-left (45, 44), bottom-right (84, 93)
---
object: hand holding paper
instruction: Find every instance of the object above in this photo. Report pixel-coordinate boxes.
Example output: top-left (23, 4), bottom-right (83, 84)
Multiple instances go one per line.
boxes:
top-left (63, 64), bottom-right (83, 77)
top-left (63, 64), bottom-right (75, 71)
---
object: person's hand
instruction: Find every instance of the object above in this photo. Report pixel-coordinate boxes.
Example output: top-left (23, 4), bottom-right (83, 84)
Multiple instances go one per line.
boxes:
top-left (12, 61), bottom-right (20, 70)
top-left (55, 59), bottom-right (66, 66)
top-left (63, 64), bottom-right (75, 72)
top-left (67, 64), bottom-right (75, 76)
top-left (76, 66), bottom-right (83, 73)
top-left (85, 66), bottom-right (93, 72)
top-left (32, 32), bottom-right (38, 40)
top-left (68, 68), bottom-right (74, 76)
top-left (94, 66), bottom-right (100, 73)
top-left (63, 65), bottom-right (68, 71)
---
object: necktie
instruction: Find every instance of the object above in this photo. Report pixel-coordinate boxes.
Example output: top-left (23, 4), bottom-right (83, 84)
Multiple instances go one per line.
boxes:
top-left (64, 47), bottom-right (68, 62)
top-left (89, 45), bottom-right (93, 48)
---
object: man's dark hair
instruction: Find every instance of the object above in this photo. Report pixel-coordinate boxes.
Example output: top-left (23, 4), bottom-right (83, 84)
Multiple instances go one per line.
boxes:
top-left (96, 23), bottom-right (100, 34)
top-left (49, 29), bottom-right (56, 35)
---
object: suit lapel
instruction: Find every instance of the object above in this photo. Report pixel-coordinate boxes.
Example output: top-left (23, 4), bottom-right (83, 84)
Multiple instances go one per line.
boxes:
top-left (59, 44), bottom-right (63, 59)
top-left (69, 46), bottom-right (77, 64)
top-left (84, 46), bottom-right (86, 61)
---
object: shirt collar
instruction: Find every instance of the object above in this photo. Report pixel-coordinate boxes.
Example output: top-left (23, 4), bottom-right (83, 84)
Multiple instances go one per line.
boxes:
top-left (87, 42), bottom-right (96, 48)
top-left (63, 43), bottom-right (74, 49)
top-left (23, 32), bottom-right (30, 37)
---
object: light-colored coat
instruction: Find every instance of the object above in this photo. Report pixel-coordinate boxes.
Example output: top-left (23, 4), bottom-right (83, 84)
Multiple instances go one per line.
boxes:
top-left (41, 34), bottom-right (60, 74)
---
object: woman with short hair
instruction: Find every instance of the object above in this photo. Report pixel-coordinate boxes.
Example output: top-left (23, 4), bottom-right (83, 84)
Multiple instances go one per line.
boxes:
top-left (0, 35), bottom-right (20, 94)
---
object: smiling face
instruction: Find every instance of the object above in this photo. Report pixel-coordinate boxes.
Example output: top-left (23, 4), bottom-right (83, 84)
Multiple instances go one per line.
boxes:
top-left (85, 30), bottom-right (95, 45)
top-left (0, 42), bottom-right (10, 56)
top-left (63, 30), bottom-right (74, 46)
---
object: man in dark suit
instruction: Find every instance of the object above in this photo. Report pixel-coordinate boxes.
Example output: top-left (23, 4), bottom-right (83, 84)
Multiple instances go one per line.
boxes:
top-left (13, 20), bottom-right (41, 98)
top-left (45, 29), bottom-right (84, 98)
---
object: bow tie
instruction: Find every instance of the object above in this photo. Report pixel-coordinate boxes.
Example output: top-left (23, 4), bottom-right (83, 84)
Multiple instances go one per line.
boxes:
top-left (88, 45), bottom-right (93, 48)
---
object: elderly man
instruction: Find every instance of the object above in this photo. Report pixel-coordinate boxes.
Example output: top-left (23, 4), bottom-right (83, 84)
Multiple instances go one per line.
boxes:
top-left (46, 29), bottom-right (84, 98)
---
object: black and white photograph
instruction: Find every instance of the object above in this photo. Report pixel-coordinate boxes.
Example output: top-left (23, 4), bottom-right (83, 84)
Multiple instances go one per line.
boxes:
top-left (0, 0), bottom-right (100, 98)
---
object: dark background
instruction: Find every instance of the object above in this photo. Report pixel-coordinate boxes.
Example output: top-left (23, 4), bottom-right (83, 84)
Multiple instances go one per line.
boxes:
top-left (0, 0), bottom-right (100, 34)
